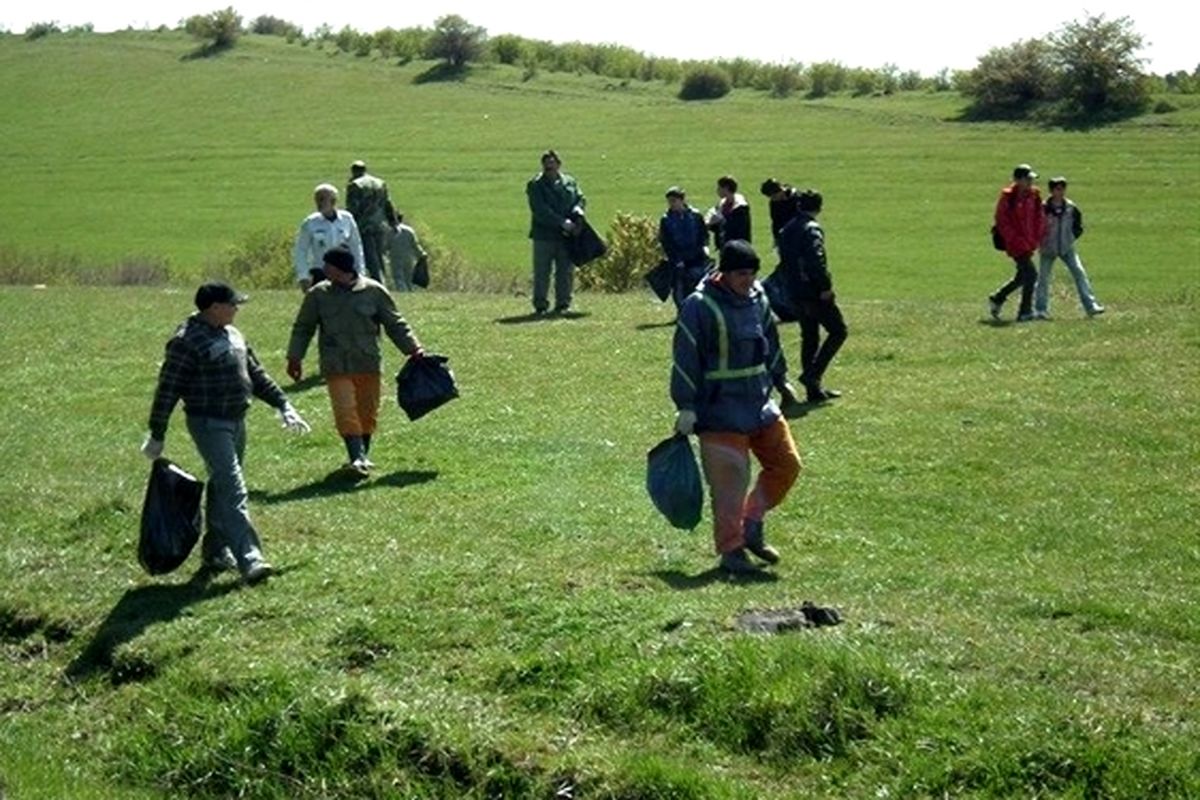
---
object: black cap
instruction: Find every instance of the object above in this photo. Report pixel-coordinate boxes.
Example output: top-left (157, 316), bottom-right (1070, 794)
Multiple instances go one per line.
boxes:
top-left (1013, 163), bottom-right (1038, 179)
top-left (718, 239), bottom-right (760, 273)
top-left (322, 247), bottom-right (357, 273)
top-left (797, 189), bottom-right (823, 213)
top-left (194, 282), bottom-right (248, 310)
top-left (760, 178), bottom-right (783, 196)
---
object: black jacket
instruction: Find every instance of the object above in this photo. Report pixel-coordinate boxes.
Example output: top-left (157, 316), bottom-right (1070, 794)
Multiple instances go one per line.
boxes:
top-left (777, 211), bottom-right (832, 301)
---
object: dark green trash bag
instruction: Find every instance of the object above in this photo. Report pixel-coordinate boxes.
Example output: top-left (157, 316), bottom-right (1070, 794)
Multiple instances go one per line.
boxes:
top-left (646, 434), bottom-right (704, 530)
top-left (396, 354), bottom-right (460, 421)
top-left (139, 458), bottom-right (204, 575)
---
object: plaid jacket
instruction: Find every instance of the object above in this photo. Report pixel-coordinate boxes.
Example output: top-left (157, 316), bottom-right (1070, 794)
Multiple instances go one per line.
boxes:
top-left (148, 315), bottom-right (287, 439)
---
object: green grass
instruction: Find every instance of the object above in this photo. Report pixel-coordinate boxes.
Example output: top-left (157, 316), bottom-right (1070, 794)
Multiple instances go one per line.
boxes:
top-left (1, 31), bottom-right (1198, 300)
top-left (1, 28), bottom-right (1198, 800)
top-left (0, 285), bottom-right (1197, 798)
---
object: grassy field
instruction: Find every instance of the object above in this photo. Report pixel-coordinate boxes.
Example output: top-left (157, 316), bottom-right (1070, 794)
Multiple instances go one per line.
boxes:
top-left (1, 27), bottom-right (1199, 800)
top-left (1, 284), bottom-right (1197, 798)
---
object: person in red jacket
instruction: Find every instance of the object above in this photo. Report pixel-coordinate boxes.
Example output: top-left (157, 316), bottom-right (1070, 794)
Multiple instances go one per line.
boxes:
top-left (988, 164), bottom-right (1046, 322)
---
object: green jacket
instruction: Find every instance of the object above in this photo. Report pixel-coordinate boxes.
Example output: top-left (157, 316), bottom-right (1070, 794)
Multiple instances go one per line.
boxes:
top-left (526, 171), bottom-right (585, 241)
top-left (287, 277), bottom-right (419, 376)
top-left (346, 173), bottom-right (392, 232)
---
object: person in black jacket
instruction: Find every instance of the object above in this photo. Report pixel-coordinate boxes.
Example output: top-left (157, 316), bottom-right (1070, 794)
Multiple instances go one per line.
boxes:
top-left (659, 186), bottom-right (711, 309)
top-left (778, 190), bottom-right (847, 403)
top-left (707, 175), bottom-right (752, 249)
top-left (761, 178), bottom-right (799, 249)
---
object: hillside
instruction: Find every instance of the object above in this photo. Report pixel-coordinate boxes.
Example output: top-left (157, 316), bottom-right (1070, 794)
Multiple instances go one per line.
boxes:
top-left (1, 31), bottom-right (1197, 300)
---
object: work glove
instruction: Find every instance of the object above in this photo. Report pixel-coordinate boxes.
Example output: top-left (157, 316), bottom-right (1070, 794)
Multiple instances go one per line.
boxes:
top-left (286, 357), bottom-right (303, 382)
top-left (674, 410), bottom-right (697, 436)
top-left (278, 403), bottom-right (311, 434)
top-left (141, 435), bottom-right (164, 460)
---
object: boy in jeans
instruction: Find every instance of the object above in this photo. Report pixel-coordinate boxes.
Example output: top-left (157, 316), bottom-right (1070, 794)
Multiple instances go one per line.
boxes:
top-left (1035, 176), bottom-right (1105, 318)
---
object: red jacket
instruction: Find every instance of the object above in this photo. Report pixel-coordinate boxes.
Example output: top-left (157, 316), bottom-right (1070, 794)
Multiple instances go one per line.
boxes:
top-left (995, 184), bottom-right (1045, 258)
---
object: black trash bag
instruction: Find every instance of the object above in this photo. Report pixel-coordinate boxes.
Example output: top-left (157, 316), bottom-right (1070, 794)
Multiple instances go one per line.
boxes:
top-left (565, 216), bottom-right (608, 267)
top-left (644, 259), bottom-right (673, 302)
top-left (761, 269), bottom-right (800, 323)
top-left (138, 458), bottom-right (204, 575)
top-left (412, 255), bottom-right (430, 288)
top-left (646, 434), bottom-right (704, 530)
top-left (396, 354), bottom-right (460, 421)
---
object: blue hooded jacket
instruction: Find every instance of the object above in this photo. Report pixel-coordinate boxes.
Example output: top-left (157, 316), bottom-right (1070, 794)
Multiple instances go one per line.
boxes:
top-left (671, 273), bottom-right (789, 434)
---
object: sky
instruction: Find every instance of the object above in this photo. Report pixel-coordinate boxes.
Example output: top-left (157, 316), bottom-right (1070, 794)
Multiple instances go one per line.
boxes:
top-left (3, 1), bottom-right (1196, 76)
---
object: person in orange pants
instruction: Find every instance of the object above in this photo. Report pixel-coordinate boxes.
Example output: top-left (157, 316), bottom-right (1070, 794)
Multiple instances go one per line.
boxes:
top-left (287, 247), bottom-right (424, 477)
top-left (672, 239), bottom-right (804, 573)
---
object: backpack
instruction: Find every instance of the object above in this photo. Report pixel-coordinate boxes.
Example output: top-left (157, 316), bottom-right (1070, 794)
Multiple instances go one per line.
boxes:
top-left (990, 225), bottom-right (1006, 251)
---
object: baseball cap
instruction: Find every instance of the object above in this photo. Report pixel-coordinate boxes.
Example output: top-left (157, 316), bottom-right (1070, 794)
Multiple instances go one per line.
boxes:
top-left (665, 185), bottom-right (686, 199)
top-left (1013, 164), bottom-right (1038, 179)
top-left (194, 282), bottom-right (248, 310)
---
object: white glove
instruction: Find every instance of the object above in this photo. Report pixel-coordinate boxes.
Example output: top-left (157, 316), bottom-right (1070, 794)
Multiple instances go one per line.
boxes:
top-left (571, 205), bottom-right (585, 217)
top-left (141, 435), bottom-right (164, 460)
top-left (278, 404), bottom-right (311, 434)
top-left (562, 218), bottom-right (578, 233)
top-left (674, 410), bottom-right (697, 436)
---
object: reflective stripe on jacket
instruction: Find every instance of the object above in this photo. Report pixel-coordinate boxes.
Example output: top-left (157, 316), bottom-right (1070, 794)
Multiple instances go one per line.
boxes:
top-left (671, 274), bottom-right (788, 434)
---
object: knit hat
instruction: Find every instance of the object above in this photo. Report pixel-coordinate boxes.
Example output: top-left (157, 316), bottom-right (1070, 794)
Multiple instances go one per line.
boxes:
top-left (718, 240), bottom-right (760, 273)
top-left (323, 247), bottom-right (357, 273)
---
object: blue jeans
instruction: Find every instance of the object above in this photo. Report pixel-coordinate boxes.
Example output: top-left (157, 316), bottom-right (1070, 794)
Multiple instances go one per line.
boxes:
top-left (186, 415), bottom-right (265, 571)
top-left (532, 237), bottom-right (574, 312)
top-left (1036, 250), bottom-right (1099, 314)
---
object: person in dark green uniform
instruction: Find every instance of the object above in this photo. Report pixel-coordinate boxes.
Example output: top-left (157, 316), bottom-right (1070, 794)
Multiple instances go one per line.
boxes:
top-left (525, 149), bottom-right (586, 315)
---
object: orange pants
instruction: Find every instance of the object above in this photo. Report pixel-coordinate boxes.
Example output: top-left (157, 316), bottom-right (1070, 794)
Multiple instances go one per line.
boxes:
top-left (698, 418), bottom-right (802, 555)
top-left (325, 373), bottom-right (381, 437)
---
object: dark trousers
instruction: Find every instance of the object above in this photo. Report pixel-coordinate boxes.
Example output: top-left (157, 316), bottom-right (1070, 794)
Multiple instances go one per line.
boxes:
top-left (992, 255), bottom-right (1036, 316)
top-left (797, 298), bottom-right (848, 389)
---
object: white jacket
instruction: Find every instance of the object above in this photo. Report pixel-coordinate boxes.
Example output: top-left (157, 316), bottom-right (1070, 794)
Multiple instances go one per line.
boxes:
top-left (293, 210), bottom-right (365, 282)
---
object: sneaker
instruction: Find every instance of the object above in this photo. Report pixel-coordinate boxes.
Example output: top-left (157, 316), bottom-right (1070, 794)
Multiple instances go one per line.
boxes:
top-left (1032, 310), bottom-right (1049, 320)
top-left (1016, 313), bottom-right (1035, 323)
top-left (242, 561), bottom-right (274, 585)
top-left (820, 388), bottom-right (842, 400)
top-left (988, 297), bottom-right (1003, 319)
top-left (340, 461), bottom-right (370, 479)
top-left (719, 549), bottom-right (763, 574)
top-left (743, 519), bottom-right (780, 565)
top-left (353, 456), bottom-right (374, 472)
top-left (1087, 305), bottom-right (1106, 316)
top-left (202, 549), bottom-right (238, 573)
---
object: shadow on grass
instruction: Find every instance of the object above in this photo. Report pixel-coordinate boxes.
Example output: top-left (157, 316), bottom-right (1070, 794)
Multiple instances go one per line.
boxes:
top-left (413, 62), bottom-right (469, 84)
top-left (180, 41), bottom-right (234, 61)
top-left (634, 318), bottom-right (677, 331)
top-left (250, 469), bottom-right (438, 504)
top-left (979, 318), bottom-right (1016, 328)
top-left (495, 310), bottom-right (592, 325)
top-left (649, 568), bottom-right (779, 590)
top-left (64, 580), bottom-right (241, 682)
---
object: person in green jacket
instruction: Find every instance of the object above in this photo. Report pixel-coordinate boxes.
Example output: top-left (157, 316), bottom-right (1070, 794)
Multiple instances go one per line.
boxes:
top-left (346, 160), bottom-right (395, 285)
top-left (286, 248), bottom-right (424, 477)
top-left (526, 149), bottom-right (585, 315)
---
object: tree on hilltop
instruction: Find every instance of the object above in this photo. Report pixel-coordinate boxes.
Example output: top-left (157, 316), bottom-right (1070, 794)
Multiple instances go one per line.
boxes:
top-left (184, 7), bottom-right (242, 53)
top-left (426, 15), bottom-right (486, 68)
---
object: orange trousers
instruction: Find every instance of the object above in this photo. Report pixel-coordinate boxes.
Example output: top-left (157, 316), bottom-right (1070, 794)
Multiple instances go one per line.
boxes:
top-left (325, 373), bottom-right (381, 437)
top-left (698, 417), bottom-right (802, 555)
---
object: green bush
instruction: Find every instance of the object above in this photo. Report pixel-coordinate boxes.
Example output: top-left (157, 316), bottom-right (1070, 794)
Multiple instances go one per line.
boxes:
top-left (960, 38), bottom-right (1055, 118)
top-left (220, 227), bottom-right (294, 289)
top-left (426, 14), bottom-right (487, 68)
top-left (577, 213), bottom-right (659, 293)
top-left (24, 21), bottom-right (61, 40)
top-left (249, 15), bottom-right (299, 37)
top-left (489, 33), bottom-right (526, 65)
top-left (183, 7), bottom-right (242, 51)
top-left (807, 61), bottom-right (847, 98)
top-left (679, 65), bottom-right (732, 101)
top-left (766, 64), bottom-right (802, 98)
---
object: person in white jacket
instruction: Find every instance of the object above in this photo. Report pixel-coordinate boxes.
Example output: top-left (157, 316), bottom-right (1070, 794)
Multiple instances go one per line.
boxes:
top-left (293, 183), bottom-right (365, 291)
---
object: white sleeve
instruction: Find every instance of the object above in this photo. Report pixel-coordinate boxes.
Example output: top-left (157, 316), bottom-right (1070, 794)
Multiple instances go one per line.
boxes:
top-left (348, 217), bottom-right (365, 272)
top-left (293, 221), bottom-right (311, 282)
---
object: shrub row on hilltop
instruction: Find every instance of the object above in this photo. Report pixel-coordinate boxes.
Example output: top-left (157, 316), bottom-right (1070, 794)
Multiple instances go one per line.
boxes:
top-left (20, 9), bottom-right (1200, 120)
